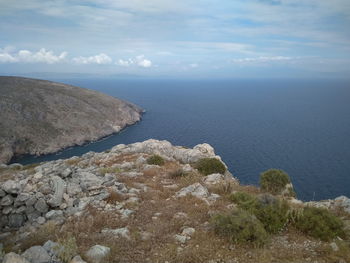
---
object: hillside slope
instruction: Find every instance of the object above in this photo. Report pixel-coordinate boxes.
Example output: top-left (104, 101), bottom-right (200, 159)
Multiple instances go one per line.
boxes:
top-left (0, 76), bottom-right (143, 164)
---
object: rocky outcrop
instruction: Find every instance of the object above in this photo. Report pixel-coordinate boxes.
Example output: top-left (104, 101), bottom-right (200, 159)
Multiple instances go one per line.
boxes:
top-left (0, 76), bottom-right (143, 164)
top-left (1, 139), bottom-right (349, 263)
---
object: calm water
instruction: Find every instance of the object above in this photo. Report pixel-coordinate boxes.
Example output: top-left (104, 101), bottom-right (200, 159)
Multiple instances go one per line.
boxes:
top-left (12, 78), bottom-right (350, 201)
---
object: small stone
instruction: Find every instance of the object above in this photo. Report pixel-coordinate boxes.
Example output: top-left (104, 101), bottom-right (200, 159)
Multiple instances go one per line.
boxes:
top-left (70, 255), bottom-right (87, 263)
top-left (34, 199), bottom-right (48, 213)
top-left (3, 252), bottom-right (30, 263)
top-left (45, 210), bottom-right (63, 220)
top-left (22, 246), bottom-right (51, 263)
top-left (0, 189), bottom-right (6, 197)
top-left (37, 217), bottom-right (46, 225)
top-left (47, 176), bottom-right (66, 207)
top-left (8, 214), bottom-right (25, 228)
top-left (330, 242), bottom-right (339, 252)
top-left (2, 206), bottom-right (12, 214)
top-left (25, 196), bottom-right (37, 207)
top-left (174, 234), bottom-right (188, 244)
top-left (85, 245), bottom-right (110, 263)
top-left (182, 227), bottom-right (195, 237)
top-left (101, 227), bottom-right (130, 240)
top-left (1, 195), bottom-right (14, 206)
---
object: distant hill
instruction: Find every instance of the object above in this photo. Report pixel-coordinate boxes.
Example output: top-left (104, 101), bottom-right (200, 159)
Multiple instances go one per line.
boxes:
top-left (0, 76), bottom-right (143, 164)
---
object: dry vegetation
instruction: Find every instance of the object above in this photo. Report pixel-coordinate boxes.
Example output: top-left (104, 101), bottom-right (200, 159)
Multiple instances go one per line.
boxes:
top-left (6, 154), bottom-right (350, 263)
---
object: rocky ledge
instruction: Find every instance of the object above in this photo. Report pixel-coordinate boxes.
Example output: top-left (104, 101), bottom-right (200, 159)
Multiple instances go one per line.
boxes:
top-left (0, 139), bottom-right (349, 263)
top-left (0, 76), bottom-right (143, 164)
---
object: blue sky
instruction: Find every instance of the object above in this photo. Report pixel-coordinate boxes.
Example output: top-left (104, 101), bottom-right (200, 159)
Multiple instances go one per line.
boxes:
top-left (0, 0), bottom-right (350, 78)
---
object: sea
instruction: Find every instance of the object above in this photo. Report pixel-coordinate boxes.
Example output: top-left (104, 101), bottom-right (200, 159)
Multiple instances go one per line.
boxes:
top-left (11, 78), bottom-right (350, 201)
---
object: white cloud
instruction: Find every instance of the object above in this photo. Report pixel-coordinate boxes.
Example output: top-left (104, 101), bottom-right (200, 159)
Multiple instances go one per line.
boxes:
top-left (232, 56), bottom-right (292, 63)
top-left (116, 55), bottom-right (152, 68)
top-left (0, 48), bottom-right (67, 64)
top-left (189, 63), bottom-right (198, 68)
top-left (72, 53), bottom-right (112, 64)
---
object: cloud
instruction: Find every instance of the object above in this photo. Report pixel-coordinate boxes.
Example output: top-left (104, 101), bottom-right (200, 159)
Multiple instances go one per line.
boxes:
top-left (72, 53), bottom-right (112, 64)
top-left (0, 48), bottom-right (67, 64)
top-left (117, 55), bottom-right (152, 68)
top-left (232, 56), bottom-right (292, 63)
top-left (189, 63), bottom-right (198, 68)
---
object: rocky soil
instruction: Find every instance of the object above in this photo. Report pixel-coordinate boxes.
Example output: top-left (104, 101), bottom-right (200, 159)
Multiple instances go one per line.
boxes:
top-left (0, 76), bottom-right (143, 164)
top-left (0, 139), bottom-right (350, 263)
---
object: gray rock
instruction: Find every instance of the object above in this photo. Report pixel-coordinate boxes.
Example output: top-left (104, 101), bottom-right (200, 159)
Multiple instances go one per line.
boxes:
top-left (174, 234), bottom-right (189, 244)
top-left (16, 206), bottom-right (26, 214)
top-left (26, 211), bottom-right (41, 222)
top-left (2, 180), bottom-right (21, 194)
top-left (67, 183), bottom-right (82, 196)
top-left (47, 176), bottom-right (66, 207)
top-left (85, 245), bottom-right (110, 263)
top-left (25, 196), bottom-right (37, 207)
top-left (36, 217), bottom-right (46, 225)
top-left (78, 172), bottom-right (103, 191)
top-left (60, 167), bottom-right (72, 178)
top-left (1, 195), bottom-right (14, 206)
top-left (182, 227), bottom-right (195, 237)
top-left (2, 206), bottom-right (12, 214)
top-left (45, 210), bottom-right (63, 220)
top-left (101, 227), bottom-right (130, 239)
top-left (203, 173), bottom-right (225, 185)
top-left (43, 240), bottom-right (60, 256)
top-left (3, 252), bottom-right (30, 263)
top-left (175, 183), bottom-right (209, 199)
top-left (8, 214), bottom-right (25, 228)
top-left (335, 195), bottom-right (350, 213)
top-left (70, 255), bottom-right (87, 263)
top-left (16, 193), bottom-right (31, 202)
top-left (34, 198), bottom-right (48, 213)
top-left (22, 245), bottom-right (51, 263)
top-left (0, 189), bottom-right (5, 197)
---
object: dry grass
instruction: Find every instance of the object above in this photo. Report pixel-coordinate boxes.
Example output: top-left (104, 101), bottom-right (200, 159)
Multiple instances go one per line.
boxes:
top-left (95, 153), bottom-right (139, 167)
top-left (105, 189), bottom-right (127, 204)
top-left (65, 158), bottom-right (82, 166)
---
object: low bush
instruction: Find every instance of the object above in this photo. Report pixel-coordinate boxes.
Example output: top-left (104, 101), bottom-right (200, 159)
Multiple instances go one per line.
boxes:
top-left (255, 196), bottom-right (290, 234)
top-left (212, 209), bottom-right (268, 247)
top-left (294, 206), bottom-right (345, 241)
top-left (260, 169), bottom-right (293, 195)
top-left (147, 155), bottom-right (165, 166)
top-left (230, 192), bottom-right (258, 212)
top-left (231, 192), bottom-right (289, 234)
top-left (196, 158), bottom-right (226, 176)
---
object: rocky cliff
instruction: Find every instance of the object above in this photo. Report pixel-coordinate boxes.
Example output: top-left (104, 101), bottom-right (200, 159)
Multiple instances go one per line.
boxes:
top-left (1, 140), bottom-right (350, 263)
top-left (0, 76), bottom-right (143, 164)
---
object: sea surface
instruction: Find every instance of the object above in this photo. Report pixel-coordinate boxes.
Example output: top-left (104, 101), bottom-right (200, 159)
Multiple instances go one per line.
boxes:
top-left (12, 78), bottom-right (350, 201)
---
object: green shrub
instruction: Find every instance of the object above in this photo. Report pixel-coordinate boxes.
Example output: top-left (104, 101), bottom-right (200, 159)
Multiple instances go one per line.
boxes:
top-left (255, 196), bottom-right (290, 234)
top-left (230, 192), bottom-right (289, 234)
top-left (196, 158), bottom-right (226, 176)
top-left (260, 169), bottom-right (294, 195)
top-left (147, 155), bottom-right (165, 166)
top-left (230, 192), bottom-right (258, 212)
top-left (295, 206), bottom-right (345, 241)
top-left (212, 209), bottom-right (268, 247)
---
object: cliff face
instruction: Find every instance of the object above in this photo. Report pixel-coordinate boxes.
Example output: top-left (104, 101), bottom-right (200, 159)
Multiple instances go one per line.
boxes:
top-left (0, 76), bottom-right (143, 164)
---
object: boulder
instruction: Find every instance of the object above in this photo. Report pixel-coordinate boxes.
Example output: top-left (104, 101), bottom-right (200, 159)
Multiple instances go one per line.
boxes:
top-left (2, 180), bottom-right (21, 194)
top-left (21, 246), bottom-right (51, 263)
top-left (175, 183), bottom-right (209, 199)
top-left (203, 173), bottom-right (225, 185)
top-left (47, 176), bottom-right (66, 207)
top-left (85, 245), bottom-right (110, 263)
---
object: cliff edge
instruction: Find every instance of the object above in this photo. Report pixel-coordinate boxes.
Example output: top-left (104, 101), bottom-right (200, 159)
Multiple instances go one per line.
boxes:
top-left (0, 76), bottom-right (143, 164)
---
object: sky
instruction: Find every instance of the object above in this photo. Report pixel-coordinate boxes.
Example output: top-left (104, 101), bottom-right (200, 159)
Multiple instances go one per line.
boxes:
top-left (0, 0), bottom-right (350, 79)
